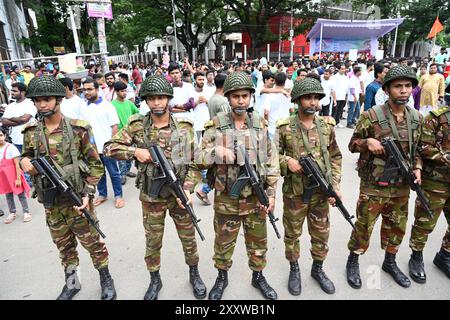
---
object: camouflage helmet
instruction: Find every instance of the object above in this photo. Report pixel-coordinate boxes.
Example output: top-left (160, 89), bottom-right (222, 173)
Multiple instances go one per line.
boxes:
top-left (26, 75), bottom-right (66, 99)
top-left (139, 75), bottom-right (173, 98)
top-left (291, 77), bottom-right (325, 103)
top-left (383, 65), bottom-right (418, 90)
top-left (223, 71), bottom-right (255, 96)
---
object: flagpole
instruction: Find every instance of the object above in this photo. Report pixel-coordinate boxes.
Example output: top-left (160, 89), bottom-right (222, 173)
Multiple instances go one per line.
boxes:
top-left (431, 36), bottom-right (436, 58)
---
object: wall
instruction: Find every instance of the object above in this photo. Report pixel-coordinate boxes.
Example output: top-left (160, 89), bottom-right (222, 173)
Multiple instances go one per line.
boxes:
top-left (0, 0), bottom-right (33, 64)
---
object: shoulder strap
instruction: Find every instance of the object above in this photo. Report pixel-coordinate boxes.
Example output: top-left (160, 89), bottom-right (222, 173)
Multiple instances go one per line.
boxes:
top-left (315, 116), bottom-right (333, 184)
top-left (63, 117), bottom-right (81, 189)
top-left (445, 111), bottom-right (450, 124)
top-left (2, 143), bottom-right (10, 159)
top-left (372, 104), bottom-right (390, 130)
top-left (142, 113), bottom-right (152, 147)
top-left (35, 120), bottom-right (50, 158)
top-left (217, 112), bottom-right (233, 130)
top-left (289, 115), bottom-right (298, 133)
top-left (250, 112), bottom-right (262, 130)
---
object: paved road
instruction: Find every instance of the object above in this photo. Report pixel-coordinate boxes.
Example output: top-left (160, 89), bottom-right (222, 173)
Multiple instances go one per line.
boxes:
top-left (1, 127), bottom-right (449, 300)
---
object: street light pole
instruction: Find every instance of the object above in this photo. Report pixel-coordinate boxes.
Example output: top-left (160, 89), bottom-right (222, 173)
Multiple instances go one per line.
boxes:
top-left (290, 6), bottom-right (294, 61)
top-left (68, 5), bottom-right (81, 54)
top-left (171, 0), bottom-right (179, 62)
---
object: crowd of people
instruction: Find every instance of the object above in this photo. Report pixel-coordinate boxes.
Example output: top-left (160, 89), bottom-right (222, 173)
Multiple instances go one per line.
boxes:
top-left (0, 47), bottom-right (449, 300)
top-left (1, 50), bottom-right (449, 213)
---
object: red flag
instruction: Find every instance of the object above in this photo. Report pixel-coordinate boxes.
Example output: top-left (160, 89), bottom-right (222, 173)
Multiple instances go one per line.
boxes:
top-left (427, 16), bottom-right (444, 39)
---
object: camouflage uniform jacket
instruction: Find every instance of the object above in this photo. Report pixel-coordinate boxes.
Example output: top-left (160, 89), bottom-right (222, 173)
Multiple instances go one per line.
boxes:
top-left (420, 106), bottom-right (450, 184)
top-left (199, 111), bottom-right (279, 205)
top-left (277, 115), bottom-right (342, 197)
top-left (22, 116), bottom-right (104, 196)
top-left (349, 103), bottom-right (423, 197)
top-left (103, 113), bottom-right (197, 202)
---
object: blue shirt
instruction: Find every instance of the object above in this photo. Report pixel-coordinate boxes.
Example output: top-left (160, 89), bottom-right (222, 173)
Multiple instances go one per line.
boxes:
top-left (364, 80), bottom-right (382, 111)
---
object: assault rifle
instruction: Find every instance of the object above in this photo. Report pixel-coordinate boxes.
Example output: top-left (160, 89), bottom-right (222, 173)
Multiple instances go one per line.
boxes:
top-left (299, 156), bottom-right (356, 230)
top-left (31, 156), bottom-right (106, 238)
top-left (148, 145), bottom-right (205, 241)
top-left (230, 145), bottom-right (281, 239)
top-left (380, 137), bottom-right (433, 218)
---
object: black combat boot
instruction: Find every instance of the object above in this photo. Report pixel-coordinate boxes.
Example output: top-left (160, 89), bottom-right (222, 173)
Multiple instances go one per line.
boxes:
top-left (144, 271), bottom-right (163, 300)
top-left (252, 271), bottom-right (278, 300)
top-left (288, 261), bottom-right (301, 296)
top-left (56, 267), bottom-right (81, 300)
top-left (346, 252), bottom-right (362, 289)
top-left (433, 248), bottom-right (450, 279)
top-left (189, 265), bottom-right (207, 299)
top-left (408, 250), bottom-right (426, 284)
top-left (311, 260), bottom-right (335, 294)
top-left (208, 269), bottom-right (228, 300)
top-left (382, 252), bottom-right (411, 288)
top-left (99, 267), bottom-right (117, 300)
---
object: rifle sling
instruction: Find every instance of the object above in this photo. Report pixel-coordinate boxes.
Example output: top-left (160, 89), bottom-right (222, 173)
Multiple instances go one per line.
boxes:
top-left (294, 115), bottom-right (333, 185)
top-left (34, 118), bottom-right (80, 188)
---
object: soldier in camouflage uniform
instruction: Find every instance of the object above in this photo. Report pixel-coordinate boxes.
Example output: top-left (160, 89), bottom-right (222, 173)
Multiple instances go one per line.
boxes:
top-left (103, 75), bottom-right (207, 300)
top-left (199, 72), bottom-right (279, 300)
top-left (20, 76), bottom-right (116, 300)
top-left (346, 66), bottom-right (423, 289)
top-left (408, 105), bottom-right (450, 282)
top-left (276, 77), bottom-right (342, 295)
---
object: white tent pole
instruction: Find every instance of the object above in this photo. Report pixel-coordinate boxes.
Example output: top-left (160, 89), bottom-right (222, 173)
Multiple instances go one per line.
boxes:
top-left (319, 23), bottom-right (323, 57)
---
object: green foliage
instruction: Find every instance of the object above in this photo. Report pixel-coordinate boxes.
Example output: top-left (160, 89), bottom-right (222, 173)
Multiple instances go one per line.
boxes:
top-left (105, 0), bottom-right (171, 55)
top-left (21, 0), bottom-right (98, 56)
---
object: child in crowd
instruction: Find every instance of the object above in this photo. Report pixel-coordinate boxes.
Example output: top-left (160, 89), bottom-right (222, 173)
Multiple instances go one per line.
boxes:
top-left (0, 127), bottom-right (31, 224)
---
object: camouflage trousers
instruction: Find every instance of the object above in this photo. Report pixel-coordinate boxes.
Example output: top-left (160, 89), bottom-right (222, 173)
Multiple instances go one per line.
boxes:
top-left (283, 194), bottom-right (330, 262)
top-left (45, 200), bottom-right (109, 270)
top-left (348, 192), bottom-right (409, 255)
top-left (213, 210), bottom-right (268, 272)
top-left (409, 179), bottom-right (450, 252)
top-left (142, 199), bottom-right (199, 272)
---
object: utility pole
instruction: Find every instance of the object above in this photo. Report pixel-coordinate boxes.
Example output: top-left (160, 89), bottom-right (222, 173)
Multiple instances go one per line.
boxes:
top-left (68, 5), bottom-right (81, 54)
top-left (170, 0), bottom-right (179, 62)
top-left (290, 6), bottom-right (294, 61)
top-left (278, 18), bottom-right (282, 62)
top-left (61, 0), bottom-right (111, 72)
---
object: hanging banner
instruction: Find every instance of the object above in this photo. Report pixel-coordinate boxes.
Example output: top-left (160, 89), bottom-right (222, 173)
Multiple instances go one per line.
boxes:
top-left (376, 49), bottom-right (384, 61)
top-left (58, 53), bottom-right (77, 73)
top-left (87, 3), bottom-right (113, 20)
top-left (349, 49), bottom-right (358, 61)
top-left (314, 38), bottom-right (371, 53)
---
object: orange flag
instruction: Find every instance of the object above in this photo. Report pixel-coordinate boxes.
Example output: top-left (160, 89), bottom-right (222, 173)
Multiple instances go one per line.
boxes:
top-left (427, 16), bottom-right (444, 39)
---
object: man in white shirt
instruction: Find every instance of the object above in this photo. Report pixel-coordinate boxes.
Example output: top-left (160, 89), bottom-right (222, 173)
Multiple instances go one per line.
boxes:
top-left (168, 63), bottom-right (195, 122)
top-left (285, 67), bottom-right (295, 92)
top-left (103, 72), bottom-right (116, 102)
top-left (332, 64), bottom-right (349, 128)
top-left (119, 73), bottom-right (136, 103)
top-left (80, 78), bottom-right (125, 209)
top-left (192, 71), bottom-right (215, 142)
top-left (59, 77), bottom-right (86, 120)
top-left (0, 82), bottom-right (37, 152)
top-left (5, 70), bottom-right (22, 103)
top-left (346, 66), bottom-right (362, 128)
top-left (255, 70), bottom-right (289, 117)
top-left (319, 69), bottom-right (337, 116)
top-left (205, 69), bottom-right (216, 93)
top-left (263, 72), bottom-right (291, 140)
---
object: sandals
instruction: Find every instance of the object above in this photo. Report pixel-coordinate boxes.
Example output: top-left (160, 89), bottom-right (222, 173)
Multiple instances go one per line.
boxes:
top-left (23, 213), bottom-right (32, 223)
top-left (114, 198), bottom-right (125, 209)
top-left (4, 213), bottom-right (17, 224)
top-left (196, 191), bottom-right (211, 206)
top-left (94, 197), bottom-right (107, 207)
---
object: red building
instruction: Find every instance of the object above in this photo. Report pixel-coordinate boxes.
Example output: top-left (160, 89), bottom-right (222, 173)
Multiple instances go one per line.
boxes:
top-left (241, 15), bottom-right (310, 60)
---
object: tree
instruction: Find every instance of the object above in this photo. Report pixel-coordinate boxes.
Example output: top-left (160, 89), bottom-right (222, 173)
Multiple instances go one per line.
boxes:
top-left (351, 0), bottom-right (450, 56)
top-left (105, 0), bottom-right (171, 55)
